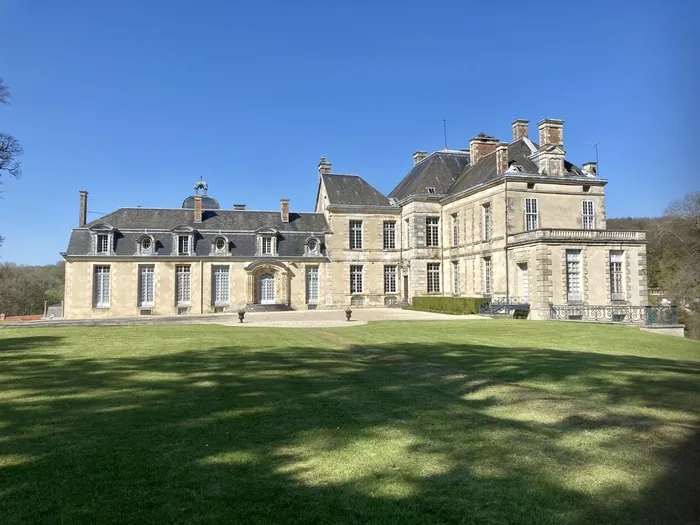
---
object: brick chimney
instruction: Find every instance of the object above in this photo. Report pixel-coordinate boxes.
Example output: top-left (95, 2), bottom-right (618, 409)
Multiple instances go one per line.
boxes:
top-left (193, 195), bottom-right (203, 223)
top-left (512, 119), bottom-right (529, 141)
top-left (318, 156), bottom-right (331, 177)
top-left (280, 199), bottom-right (289, 223)
top-left (469, 133), bottom-right (499, 165)
top-left (413, 151), bottom-right (427, 165)
top-left (538, 119), bottom-right (564, 147)
top-left (233, 204), bottom-right (246, 211)
top-left (79, 190), bottom-right (88, 227)
top-left (495, 143), bottom-right (509, 175)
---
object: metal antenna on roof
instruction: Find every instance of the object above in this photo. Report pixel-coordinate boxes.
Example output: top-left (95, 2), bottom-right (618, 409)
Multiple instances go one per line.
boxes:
top-left (587, 142), bottom-right (602, 176)
top-left (443, 119), bottom-right (448, 150)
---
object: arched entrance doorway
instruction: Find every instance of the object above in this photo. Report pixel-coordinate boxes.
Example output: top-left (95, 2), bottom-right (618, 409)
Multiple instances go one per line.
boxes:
top-left (258, 273), bottom-right (275, 305)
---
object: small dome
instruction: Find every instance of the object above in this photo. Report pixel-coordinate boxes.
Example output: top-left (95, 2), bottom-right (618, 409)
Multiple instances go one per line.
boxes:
top-left (182, 195), bottom-right (221, 209)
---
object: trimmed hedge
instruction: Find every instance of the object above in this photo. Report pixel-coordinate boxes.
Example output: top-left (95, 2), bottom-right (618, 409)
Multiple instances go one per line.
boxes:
top-left (410, 296), bottom-right (489, 315)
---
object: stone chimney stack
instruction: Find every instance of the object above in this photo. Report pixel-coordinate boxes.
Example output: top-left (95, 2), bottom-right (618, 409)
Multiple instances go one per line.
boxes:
top-left (280, 199), bottom-right (290, 223)
top-left (193, 195), bottom-right (203, 223)
top-left (538, 119), bottom-right (564, 147)
top-left (495, 143), bottom-right (509, 175)
top-left (413, 151), bottom-right (427, 165)
top-left (512, 119), bottom-right (529, 142)
top-left (79, 190), bottom-right (88, 227)
top-left (318, 156), bottom-right (332, 177)
top-left (469, 133), bottom-right (499, 165)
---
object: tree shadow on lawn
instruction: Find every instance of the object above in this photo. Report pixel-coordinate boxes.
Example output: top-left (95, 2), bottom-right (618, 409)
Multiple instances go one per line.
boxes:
top-left (0, 335), bottom-right (698, 524)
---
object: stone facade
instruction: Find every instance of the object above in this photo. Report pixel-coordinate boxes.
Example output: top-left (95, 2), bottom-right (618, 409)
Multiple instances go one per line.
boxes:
top-left (62, 117), bottom-right (647, 319)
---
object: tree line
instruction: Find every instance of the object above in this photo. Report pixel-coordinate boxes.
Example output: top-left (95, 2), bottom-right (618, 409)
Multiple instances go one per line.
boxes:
top-left (0, 262), bottom-right (64, 317)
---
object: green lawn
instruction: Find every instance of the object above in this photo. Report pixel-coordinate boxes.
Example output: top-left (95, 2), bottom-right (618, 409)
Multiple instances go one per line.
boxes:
top-left (1, 320), bottom-right (699, 524)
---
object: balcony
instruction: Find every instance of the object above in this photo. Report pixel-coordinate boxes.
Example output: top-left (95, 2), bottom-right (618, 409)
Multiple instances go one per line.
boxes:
top-left (508, 229), bottom-right (646, 245)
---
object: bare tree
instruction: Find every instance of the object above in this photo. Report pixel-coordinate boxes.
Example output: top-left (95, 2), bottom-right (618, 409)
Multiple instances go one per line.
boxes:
top-left (0, 78), bottom-right (23, 248)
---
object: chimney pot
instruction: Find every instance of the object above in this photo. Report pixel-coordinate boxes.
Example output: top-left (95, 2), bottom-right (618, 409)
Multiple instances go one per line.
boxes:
top-left (495, 143), bottom-right (509, 175)
top-left (413, 151), bottom-right (427, 165)
top-left (193, 194), bottom-right (203, 223)
top-left (512, 119), bottom-right (529, 142)
top-left (79, 190), bottom-right (88, 227)
top-left (280, 198), bottom-right (290, 223)
top-left (469, 134), bottom-right (499, 165)
top-left (233, 204), bottom-right (246, 211)
top-left (318, 156), bottom-right (332, 177)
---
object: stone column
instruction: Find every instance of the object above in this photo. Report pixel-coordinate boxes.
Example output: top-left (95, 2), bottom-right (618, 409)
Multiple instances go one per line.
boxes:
top-left (533, 245), bottom-right (553, 320)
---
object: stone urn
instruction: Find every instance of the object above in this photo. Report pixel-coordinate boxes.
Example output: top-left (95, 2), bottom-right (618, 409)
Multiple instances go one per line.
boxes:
top-left (345, 308), bottom-right (352, 321)
top-left (237, 309), bottom-right (246, 323)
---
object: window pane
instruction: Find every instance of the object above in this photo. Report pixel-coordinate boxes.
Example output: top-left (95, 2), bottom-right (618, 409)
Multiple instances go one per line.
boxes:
top-left (384, 265), bottom-right (397, 293)
top-left (350, 221), bottom-right (363, 249)
top-left (427, 263), bottom-right (440, 293)
top-left (97, 234), bottom-right (109, 254)
top-left (525, 198), bottom-right (539, 231)
top-left (178, 235), bottom-right (190, 255)
top-left (350, 265), bottom-right (363, 294)
top-left (426, 218), bottom-right (439, 247)
top-left (383, 221), bottom-right (396, 250)
top-left (452, 260), bottom-right (460, 295)
top-left (482, 204), bottom-right (491, 241)
top-left (483, 258), bottom-right (492, 296)
top-left (307, 266), bottom-right (319, 303)
top-left (582, 200), bottom-right (595, 229)
top-left (452, 214), bottom-right (459, 247)
top-left (94, 266), bottom-right (110, 306)
top-left (213, 266), bottom-right (230, 304)
top-left (566, 251), bottom-right (581, 301)
top-left (139, 265), bottom-right (154, 306)
top-left (176, 265), bottom-right (191, 305)
top-left (610, 251), bottom-right (624, 299)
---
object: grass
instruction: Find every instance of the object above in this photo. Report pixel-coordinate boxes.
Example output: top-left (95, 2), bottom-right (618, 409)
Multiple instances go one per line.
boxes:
top-left (1, 320), bottom-right (699, 524)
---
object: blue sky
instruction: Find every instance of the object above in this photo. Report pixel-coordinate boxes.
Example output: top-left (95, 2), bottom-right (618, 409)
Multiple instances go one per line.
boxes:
top-left (1, 0), bottom-right (698, 265)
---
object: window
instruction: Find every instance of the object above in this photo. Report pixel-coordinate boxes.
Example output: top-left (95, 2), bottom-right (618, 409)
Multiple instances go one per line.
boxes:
top-left (452, 260), bottom-right (460, 295)
top-left (307, 266), bottom-right (319, 304)
top-left (427, 187), bottom-right (436, 194)
top-left (261, 236), bottom-right (272, 255)
top-left (426, 217), bottom-right (439, 247)
top-left (384, 265), bottom-right (397, 293)
top-left (349, 220), bottom-right (363, 250)
top-left (582, 200), bottom-right (595, 229)
top-left (483, 257), bottom-right (492, 297)
top-left (482, 204), bottom-right (491, 241)
top-left (350, 265), bottom-right (363, 294)
top-left (427, 263), bottom-right (440, 293)
top-left (138, 265), bottom-right (154, 307)
top-left (383, 221), bottom-right (396, 250)
top-left (610, 251), bottom-right (624, 301)
top-left (212, 266), bottom-right (230, 305)
top-left (405, 218), bottom-right (411, 248)
top-left (307, 238), bottom-right (319, 254)
top-left (566, 250), bottom-right (582, 302)
top-left (176, 265), bottom-right (191, 305)
top-left (525, 198), bottom-right (539, 231)
top-left (97, 234), bottom-right (110, 254)
top-left (215, 237), bottom-right (227, 252)
top-left (93, 266), bottom-right (110, 307)
top-left (141, 237), bottom-right (152, 252)
top-left (178, 235), bottom-right (190, 255)
top-left (451, 214), bottom-right (459, 247)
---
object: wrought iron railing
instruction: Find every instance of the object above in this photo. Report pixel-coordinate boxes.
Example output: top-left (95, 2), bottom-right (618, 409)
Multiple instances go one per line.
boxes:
top-left (480, 296), bottom-right (530, 316)
top-left (549, 304), bottom-right (677, 325)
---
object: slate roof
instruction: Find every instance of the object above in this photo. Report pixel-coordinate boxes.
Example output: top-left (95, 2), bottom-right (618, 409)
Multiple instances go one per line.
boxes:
top-left (66, 208), bottom-right (329, 257)
top-left (321, 174), bottom-right (391, 207)
top-left (388, 150), bottom-right (471, 201)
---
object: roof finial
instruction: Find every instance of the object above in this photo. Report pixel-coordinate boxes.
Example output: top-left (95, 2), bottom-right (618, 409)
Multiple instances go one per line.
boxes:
top-left (194, 176), bottom-right (208, 195)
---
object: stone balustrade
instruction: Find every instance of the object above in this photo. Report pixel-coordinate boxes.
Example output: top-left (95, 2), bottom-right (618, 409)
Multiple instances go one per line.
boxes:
top-left (508, 229), bottom-right (646, 245)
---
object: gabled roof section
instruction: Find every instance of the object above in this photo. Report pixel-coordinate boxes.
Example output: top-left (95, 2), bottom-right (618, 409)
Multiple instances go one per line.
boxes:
top-left (320, 174), bottom-right (391, 207)
top-left (388, 150), bottom-right (470, 201)
top-left (447, 139), bottom-right (586, 196)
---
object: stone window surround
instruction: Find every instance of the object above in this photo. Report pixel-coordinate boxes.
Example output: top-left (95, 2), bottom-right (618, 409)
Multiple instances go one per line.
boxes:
top-left (304, 236), bottom-right (321, 257)
top-left (136, 234), bottom-right (156, 256)
top-left (211, 235), bottom-right (231, 256)
top-left (171, 226), bottom-right (196, 256)
top-left (89, 223), bottom-right (116, 256)
top-left (256, 228), bottom-right (279, 257)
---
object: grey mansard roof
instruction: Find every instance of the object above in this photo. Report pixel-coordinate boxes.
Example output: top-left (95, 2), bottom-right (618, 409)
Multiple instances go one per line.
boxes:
top-left (321, 174), bottom-right (392, 207)
top-left (65, 208), bottom-right (329, 257)
top-left (388, 150), bottom-right (471, 201)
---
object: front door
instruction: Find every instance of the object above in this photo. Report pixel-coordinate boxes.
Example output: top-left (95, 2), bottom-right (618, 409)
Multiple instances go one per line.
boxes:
top-left (259, 273), bottom-right (275, 304)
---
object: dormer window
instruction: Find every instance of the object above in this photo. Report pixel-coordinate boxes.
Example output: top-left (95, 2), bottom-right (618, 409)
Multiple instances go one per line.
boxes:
top-left (262, 237), bottom-right (272, 255)
top-left (215, 238), bottom-right (226, 251)
top-left (137, 235), bottom-right (156, 256)
top-left (256, 228), bottom-right (278, 256)
top-left (305, 237), bottom-right (321, 256)
top-left (97, 234), bottom-right (110, 254)
top-left (171, 226), bottom-right (196, 256)
top-left (211, 236), bottom-right (230, 255)
top-left (178, 235), bottom-right (190, 255)
top-left (89, 223), bottom-right (116, 256)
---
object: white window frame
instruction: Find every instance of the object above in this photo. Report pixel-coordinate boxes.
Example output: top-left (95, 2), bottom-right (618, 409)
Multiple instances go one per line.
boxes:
top-left (384, 265), bottom-right (397, 294)
top-left (349, 220), bottom-right (363, 250)
top-left (212, 265), bottom-right (230, 306)
top-left (175, 265), bottom-right (192, 305)
top-left (566, 250), bottom-right (582, 302)
top-left (178, 234), bottom-right (192, 256)
top-left (138, 235), bottom-right (155, 256)
top-left (261, 236), bottom-right (273, 255)
top-left (426, 217), bottom-right (439, 247)
top-left (483, 257), bottom-right (492, 297)
top-left (451, 213), bottom-right (459, 247)
top-left (383, 221), bottom-right (396, 250)
top-left (212, 236), bottom-right (229, 255)
top-left (610, 251), bottom-right (624, 301)
top-left (93, 265), bottom-right (111, 307)
top-left (96, 234), bottom-right (110, 255)
top-left (452, 260), bottom-right (460, 296)
top-left (306, 266), bottom-right (319, 304)
top-left (138, 265), bottom-right (155, 307)
top-left (482, 203), bottom-right (492, 241)
top-left (525, 197), bottom-right (539, 231)
top-left (427, 262), bottom-right (440, 293)
top-left (582, 200), bottom-right (595, 230)
top-left (404, 218), bottom-right (411, 249)
top-left (350, 265), bottom-right (363, 294)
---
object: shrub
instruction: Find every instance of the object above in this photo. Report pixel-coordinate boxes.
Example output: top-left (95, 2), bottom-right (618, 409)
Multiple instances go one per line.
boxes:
top-left (410, 296), bottom-right (489, 315)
